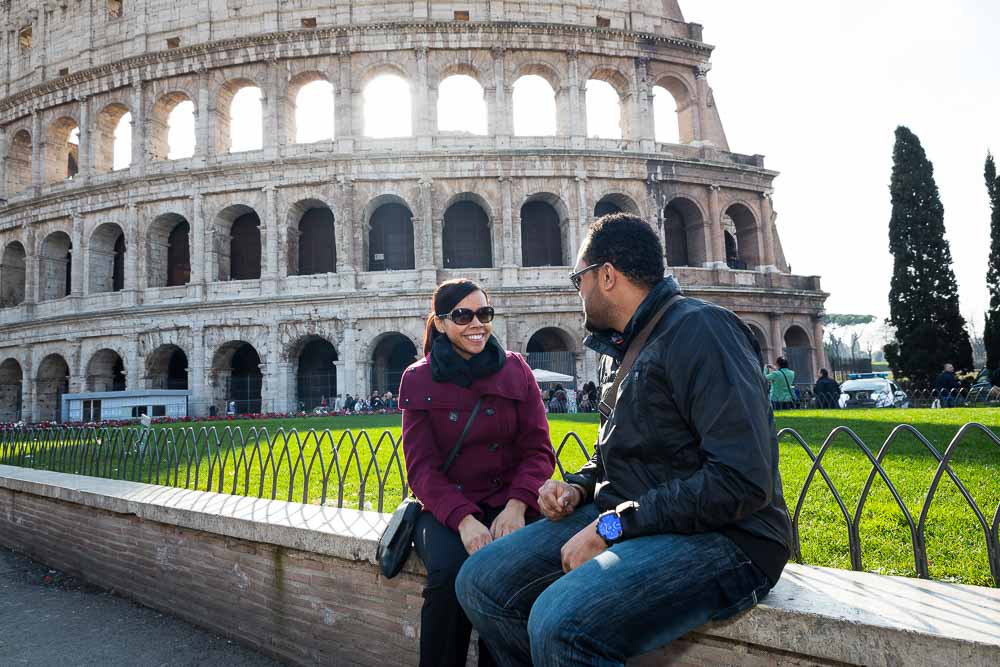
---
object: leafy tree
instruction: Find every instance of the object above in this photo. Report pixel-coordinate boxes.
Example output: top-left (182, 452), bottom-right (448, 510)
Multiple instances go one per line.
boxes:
top-left (822, 314), bottom-right (876, 327)
top-left (985, 153), bottom-right (1000, 370)
top-left (883, 127), bottom-right (973, 383)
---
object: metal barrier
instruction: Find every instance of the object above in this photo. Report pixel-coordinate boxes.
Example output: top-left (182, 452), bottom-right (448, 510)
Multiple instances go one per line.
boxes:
top-left (0, 422), bottom-right (998, 586)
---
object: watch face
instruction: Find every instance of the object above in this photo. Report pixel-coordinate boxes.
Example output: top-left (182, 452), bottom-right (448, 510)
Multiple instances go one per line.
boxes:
top-left (597, 513), bottom-right (623, 541)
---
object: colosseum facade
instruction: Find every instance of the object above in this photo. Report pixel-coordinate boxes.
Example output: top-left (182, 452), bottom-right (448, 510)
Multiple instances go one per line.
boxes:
top-left (0, 1), bottom-right (827, 422)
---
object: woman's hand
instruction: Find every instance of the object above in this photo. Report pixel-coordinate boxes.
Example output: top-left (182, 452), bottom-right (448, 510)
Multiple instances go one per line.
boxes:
top-left (458, 514), bottom-right (493, 555)
top-left (538, 480), bottom-right (583, 521)
top-left (490, 499), bottom-right (527, 539)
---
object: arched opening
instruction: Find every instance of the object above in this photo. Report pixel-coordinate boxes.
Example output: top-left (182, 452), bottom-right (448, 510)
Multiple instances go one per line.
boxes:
top-left (746, 323), bottom-right (769, 360)
top-left (86, 349), bottom-right (126, 392)
top-left (147, 344), bottom-right (188, 390)
top-left (725, 204), bottom-right (762, 269)
top-left (784, 326), bottom-right (814, 385)
top-left (594, 194), bottom-right (639, 220)
top-left (724, 230), bottom-right (740, 269)
top-left (46, 117), bottom-right (80, 183)
top-left (371, 334), bottom-right (417, 395)
top-left (443, 199), bottom-right (492, 269)
top-left (89, 223), bottom-right (126, 293)
top-left (1, 241), bottom-right (27, 307)
top-left (39, 231), bottom-right (72, 301)
top-left (662, 198), bottom-right (706, 268)
top-left (147, 214), bottom-right (191, 288)
top-left (6, 129), bottom-right (33, 195)
top-left (291, 76), bottom-right (335, 144)
top-left (216, 206), bottom-right (262, 282)
top-left (213, 341), bottom-right (262, 415)
top-left (438, 74), bottom-right (487, 135)
top-left (521, 198), bottom-right (564, 267)
top-left (0, 358), bottom-right (23, 422)
top-left (651, 85), bottom-right (681, 144)
top-left (526, 328), bottom-right (576, 383)
top-left (363, 74), bottom-right (412, 138)
top-left (36, 354), bottom-right (70, 422)
top-left (512, 75), bottom-right (556, 136)
top-left (368, 202), bottom-right (415, 271)
top-left (95, 104), bottom-right (132, 172)
top-left (292, 204), bottom-right (336, 276)
top-left (229, 86), bottom-right (264, 153)
top-left (295, 337), bottom-right (338, 412)
top-left (149, 93), bottom-right (196, 160)
top-left (585, 79), bottom-right (622, 140)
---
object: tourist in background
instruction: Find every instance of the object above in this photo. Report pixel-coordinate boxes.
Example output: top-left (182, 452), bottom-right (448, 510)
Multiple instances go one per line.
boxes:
top-left (548, 388), bottom-right (568, 413)
top-left (934, 363), bottom-right (960, 407)
top-left (400, 279), bottom-right (556, 667)
top-left (812, 369), bottom-right (841, 409)
top-left (765, 357), bottom-right (796, 411)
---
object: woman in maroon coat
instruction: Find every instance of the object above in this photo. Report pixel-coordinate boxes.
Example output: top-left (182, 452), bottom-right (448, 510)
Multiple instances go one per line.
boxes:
top-left (399, 279), bottom-right (556, 667)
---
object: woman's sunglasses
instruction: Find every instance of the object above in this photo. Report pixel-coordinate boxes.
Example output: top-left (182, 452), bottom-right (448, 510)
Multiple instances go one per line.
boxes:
top-left (437, 306), bottom-right (495, 326)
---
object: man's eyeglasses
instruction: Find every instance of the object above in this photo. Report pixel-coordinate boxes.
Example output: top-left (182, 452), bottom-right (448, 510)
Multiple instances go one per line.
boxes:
top-left (437, 306), bottom-right (495, 326)
top-left (569, 263), bottom-right (603, 291)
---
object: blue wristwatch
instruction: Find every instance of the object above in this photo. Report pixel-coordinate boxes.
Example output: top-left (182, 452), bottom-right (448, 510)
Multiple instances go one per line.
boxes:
top-left (596, 501), bottom-right (639, 545)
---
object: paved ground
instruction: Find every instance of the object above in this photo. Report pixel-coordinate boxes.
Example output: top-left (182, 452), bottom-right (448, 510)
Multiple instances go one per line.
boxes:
top-left (0, 548), bottom-right (283, 667)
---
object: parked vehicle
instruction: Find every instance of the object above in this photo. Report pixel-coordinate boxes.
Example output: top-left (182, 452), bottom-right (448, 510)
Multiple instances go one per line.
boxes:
top-left (840, 377), bottom-right (910, 408)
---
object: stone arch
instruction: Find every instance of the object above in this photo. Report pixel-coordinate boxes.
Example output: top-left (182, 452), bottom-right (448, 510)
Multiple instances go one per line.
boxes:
top-left (511, 63), bottom-right (562, 137)
top-left (594, 192), bottom-right (640, 219)
top-left (526, 327), bottom-right (578, 383)
top-left (291, 335), bottom-right (339, 411)
top-left (5, 129), bottom-right (33, 195)
top-left (214, 205), bottom-right (261, 281)
top-left (36, 353), bottom-right (70, 422)
top-left (85, 348), bottom-right (126, 392)
top-left (39, 231), bottom-right (72, 301)
top-left (725, 202), bottom-right (762, 269)
top-left (1, 241), bottom-right (27, 307)
top-left (94, 102), bottom-right (132, 172)
top-left (0, 358), bottom-right (23, 422)
top-left (585, 66), bottom-right (632, 140)
top-left (652, 74), bottom-right (696, 144)
top-left (88, 222), bottom-right (126, 294)
top-left (360, 66), bottom-right (413, 138)
top-left (443, 196), bottom-right (492, 269)
top-left (437, 73), bottom-right (487, 135)
top-left (287, 199), bottom-right (336, 276)
top-left (366, 196), bottom-right (415, 271)
top-left (370, 332), bottom-right (418, 395)
top-left (215, 78), bottom-right (263, 154)
top-left (744, 320), bottom-right (770, 360)
top-left (147, 213), bottom-right (191, 288)
top-left (45, 116), bottom-right (80, 183)
top-left (288, 71), bottom-right (335, 144)
top-left (662, 196), bottom-right (707, 268)
top-left (211, 340), bottom-right (263, 415)
top-left (784, 325), bottom-right (814, 385)
top-left (521, 192), bottom-right (569, 267)
top-left (146, 344), bottom-right (189, 390)
top-left (149, 91), bottom-right (196, 160)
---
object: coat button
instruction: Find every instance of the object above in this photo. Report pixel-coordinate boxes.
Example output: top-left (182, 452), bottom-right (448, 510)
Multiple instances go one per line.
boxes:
top-left (488, 443), bottom-right (500, 453)
top-left (484, 408), bottom-right (496, 416)
top-left (456, 484), bottom-right (463, 492)
top-left (491, 477), bottom-right (501, 488)
top-left (425, 396), bottom-right (432, 403)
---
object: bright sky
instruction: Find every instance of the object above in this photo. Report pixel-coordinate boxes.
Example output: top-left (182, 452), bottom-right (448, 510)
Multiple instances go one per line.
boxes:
top-left (685, 0), bottom-right (1000, 328)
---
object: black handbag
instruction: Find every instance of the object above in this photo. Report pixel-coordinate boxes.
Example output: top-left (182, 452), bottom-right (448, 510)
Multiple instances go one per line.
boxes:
top-left (377, 397), bottom-right (483, 578)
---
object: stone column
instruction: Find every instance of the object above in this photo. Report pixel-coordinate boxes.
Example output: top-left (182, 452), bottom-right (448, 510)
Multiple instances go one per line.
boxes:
top-left (333, 361), bottom-right (345, 401)
top-left (263, 324), bottom-right (283, 413)
top-left (760, 192), bottom-right (778, 271)
top-left (20, 359), bottom-right (33, 423)
top-left (261, 185), bottom-right (278, 293)
top-left (499, 176), bottom-right (517, 283)
top-left (693, 64), bottom-right (710, 145)
top-left (189, 193), bottom-right (206, 290)
top-left (131, 78), bottom-right (146, 176)
top-left (769, 314), bottom-right (784, 365)
top-left (336, 53), bottom-right (355, 153)
top-left (567, 51), bottom-right (585, 147)
top-left (22, 227), bottom-right (37, 305)
top-left (414, 47), bottom-right (433, 150)
top-left (491, 47), bottom-right (510, 148)
top-left (126, 339), bottom-right (143, 391)
top-left (76, 97), bottom-right (91, 184)
top-left (707, 184), bottom-right (725, 268)
top-left (336, 176), bottom-right (358, 288)
top-left (263, 60), bottom-right (283, 159)
top-left (418, 176), bottom-right (436, 287)
top-left (0, 127), bottom-right (6, 200)
top-left (123, 204), bottom-right (139, 305)
top-left (68, 342), bottom-right (84, 394)
top-left (195, 69), bottom-right (211, 164)
top-left (635, 57), bottom-right (655, 152)
top-left (813, 317), bottom-right (828, 375)
top-left (573, 174), bottom-right (588, 260)
top-left (341, 319), bottom-right (359, 398)
top-left (70, 214), bottom-right (84, 299)
top-left (30, 112), bottom-right (42, 194)
top-left (190, 326), bottom-right (209, 417)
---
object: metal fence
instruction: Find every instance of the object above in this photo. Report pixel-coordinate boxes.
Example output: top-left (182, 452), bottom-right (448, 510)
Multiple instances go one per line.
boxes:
top-left (0, 422), bottom-right (997, 587)
top-left (782, 385), bottom-right (999, 410)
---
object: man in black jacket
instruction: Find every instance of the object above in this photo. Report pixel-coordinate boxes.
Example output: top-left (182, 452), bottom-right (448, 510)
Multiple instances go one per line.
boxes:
top-left (813, 368), bottom-right (842, 408)
top-left (457, 214), bottom-right (792, 666)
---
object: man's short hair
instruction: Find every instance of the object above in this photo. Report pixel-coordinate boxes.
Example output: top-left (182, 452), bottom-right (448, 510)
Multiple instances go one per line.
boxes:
top-left (776, 357), bottom-right (789, 369)
top-left (582, 214), bottom-right (665, 290)
top-left (819, 368), bottom-right (829, 377)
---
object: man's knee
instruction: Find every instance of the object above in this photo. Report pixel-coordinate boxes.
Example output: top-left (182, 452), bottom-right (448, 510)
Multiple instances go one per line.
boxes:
top-left (454, 550), bottom-right (487, 611)
top-left (526, 585), bottom-right (572, 656)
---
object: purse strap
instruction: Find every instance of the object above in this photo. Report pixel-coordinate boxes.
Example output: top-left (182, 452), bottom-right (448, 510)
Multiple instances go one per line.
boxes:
top-left (599, 294), bottom-right (683, 419)
top-left (780, 368), bottom-right (795, 398)
top-left (440, 397), bottom-right (483, 473)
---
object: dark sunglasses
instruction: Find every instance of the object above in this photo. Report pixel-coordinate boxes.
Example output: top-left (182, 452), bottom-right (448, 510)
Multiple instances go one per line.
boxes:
top-left (437, 306), bottom-right (495, 326)
top-left (569, 263), bottom-right (603, 291)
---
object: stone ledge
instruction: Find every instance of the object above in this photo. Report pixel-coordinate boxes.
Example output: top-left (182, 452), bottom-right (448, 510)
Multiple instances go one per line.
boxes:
top-left (1, 465), bottom-right (998, 666)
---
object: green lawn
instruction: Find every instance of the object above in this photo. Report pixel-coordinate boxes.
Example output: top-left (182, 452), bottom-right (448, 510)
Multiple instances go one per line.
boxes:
top-left (2, 408), bottom-right (998, 586)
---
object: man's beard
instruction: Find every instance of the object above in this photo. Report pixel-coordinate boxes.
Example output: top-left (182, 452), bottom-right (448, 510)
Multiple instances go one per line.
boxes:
top-left (583, 295), bottom-right (611, 333)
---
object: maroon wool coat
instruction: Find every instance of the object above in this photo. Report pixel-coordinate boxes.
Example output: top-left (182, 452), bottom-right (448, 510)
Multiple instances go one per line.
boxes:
top-left (399, 351), bottom-right (556, 532)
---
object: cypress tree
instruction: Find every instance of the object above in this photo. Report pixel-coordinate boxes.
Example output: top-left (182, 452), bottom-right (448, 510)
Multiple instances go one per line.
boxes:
top-left (883, 126), bottom-right (973, 383)
top-left (985, 153), bottom-right (1000, 370)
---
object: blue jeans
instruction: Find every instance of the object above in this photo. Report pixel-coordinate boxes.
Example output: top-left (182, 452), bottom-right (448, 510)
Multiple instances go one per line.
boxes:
top-left (455, 504), bottom-right (772, 667)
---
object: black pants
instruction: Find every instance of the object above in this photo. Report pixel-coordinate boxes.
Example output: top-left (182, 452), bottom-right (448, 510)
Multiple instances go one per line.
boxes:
top-left (413, 507), bottom-right (502, 667)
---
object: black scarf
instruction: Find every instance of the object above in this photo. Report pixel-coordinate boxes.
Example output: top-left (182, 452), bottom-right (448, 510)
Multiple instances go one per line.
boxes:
top-left (430, 333), bottom-right (507, 388)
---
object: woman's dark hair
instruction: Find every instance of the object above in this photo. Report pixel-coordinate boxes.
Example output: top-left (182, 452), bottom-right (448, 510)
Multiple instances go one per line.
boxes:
top-left (819, 368), bottom-right (829, 378)
top-left (422, 279), bottom-right (488, 356)
top-left (581, 214), bottom-right (665, 290)
top-left (776, 357), bottom-right (789, 369)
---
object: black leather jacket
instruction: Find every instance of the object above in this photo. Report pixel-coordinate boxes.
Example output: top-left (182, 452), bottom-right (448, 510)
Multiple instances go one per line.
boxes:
top-left (567, 278), bottom-right (792, 577)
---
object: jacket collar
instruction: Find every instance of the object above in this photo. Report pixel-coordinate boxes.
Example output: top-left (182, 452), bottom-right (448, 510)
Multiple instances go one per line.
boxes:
top-left (583, 276), bottom-right (682, 362)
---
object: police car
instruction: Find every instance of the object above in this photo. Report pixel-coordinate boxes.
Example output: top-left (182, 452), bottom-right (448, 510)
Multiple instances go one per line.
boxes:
top-left (839, 373), bottom-right (910, 409)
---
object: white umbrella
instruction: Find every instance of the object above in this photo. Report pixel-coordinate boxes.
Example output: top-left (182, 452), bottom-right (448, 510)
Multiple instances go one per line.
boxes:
top-left (531, 368), bottom-right (575, 384)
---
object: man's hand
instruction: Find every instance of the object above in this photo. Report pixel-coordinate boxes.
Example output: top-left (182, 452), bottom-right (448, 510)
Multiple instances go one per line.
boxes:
top-left (560, 519), bottom-right (607, 573)
top-left (458, 514), bottom-right (493, 555)
top-left (490, 499), bottom-right (527, 539)
top-left (538, 480), bottom-right (583, 521)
